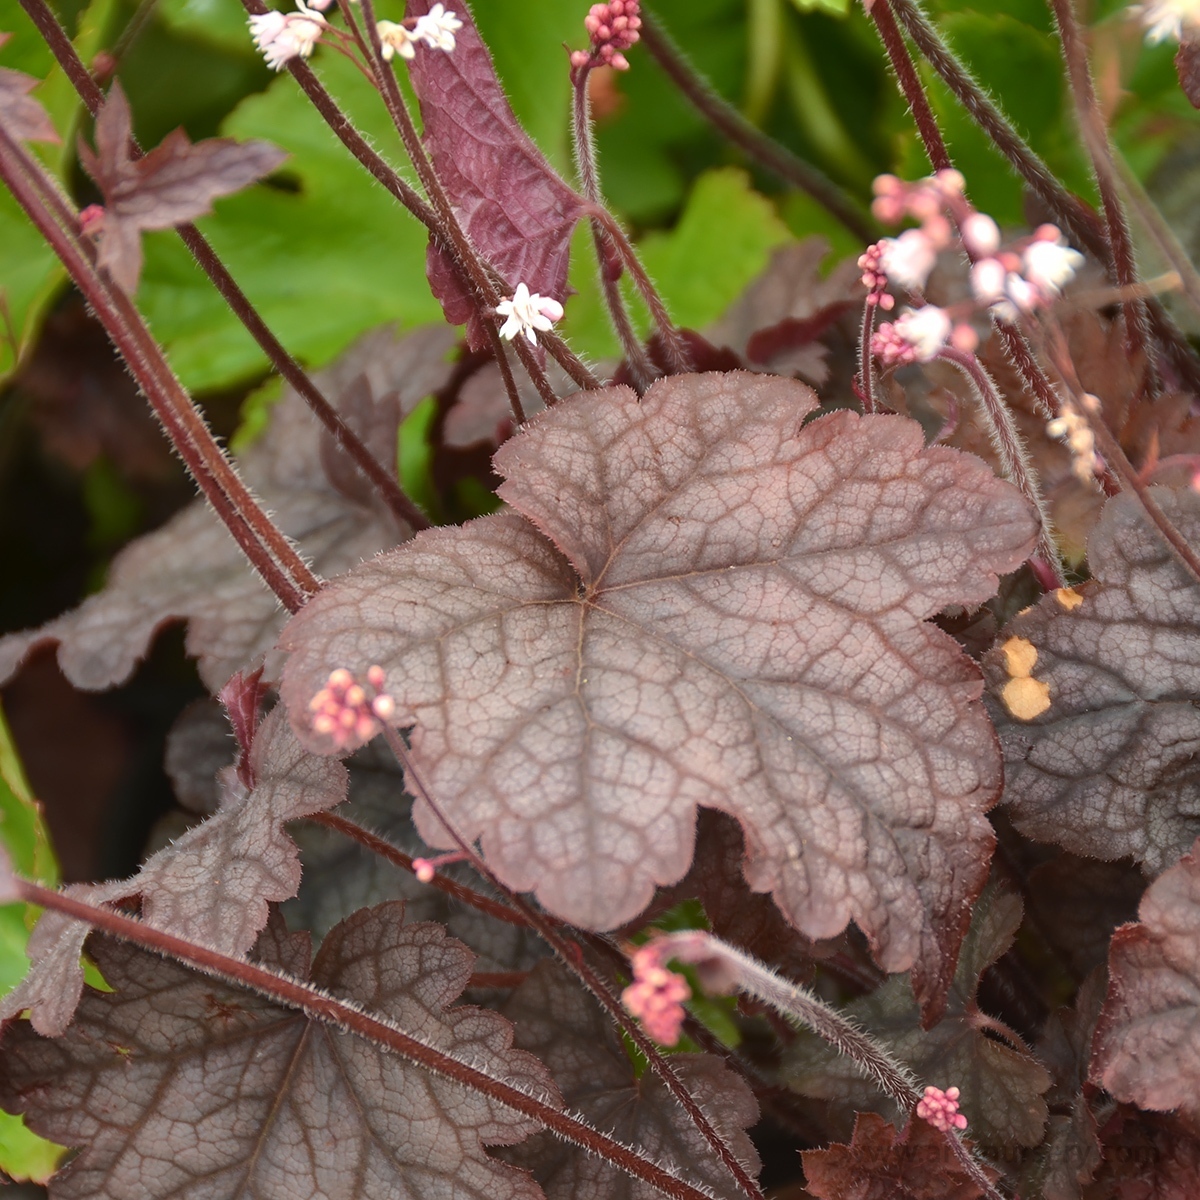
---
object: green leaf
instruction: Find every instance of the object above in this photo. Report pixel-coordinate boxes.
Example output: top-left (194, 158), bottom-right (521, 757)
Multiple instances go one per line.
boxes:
top-left (789, 0), bottom-right (850, 14)
top-left (0, 703), bottom-right (65, 1183)
top-left (563, 167), bottom-right (792, 360)
top-left (637, 166), bottom-right (793, 329)
top-left (137, 50), bottom-right (444, 392)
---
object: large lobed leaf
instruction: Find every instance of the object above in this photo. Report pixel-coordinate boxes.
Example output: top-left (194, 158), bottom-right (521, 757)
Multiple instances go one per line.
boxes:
top-left (280, 371), bottom-right (1037, 1015)
top-left (1091, 837), bottom-right (1200, 1121)
top-left (404, 0), bottom-right (585, 348)
top-left (984, 488), bottom-right (1200, 876)
top-left (0, 325), bottom-right (456, 693)
top-left (0, 906), bottom-right (556, 1198)
top-left (502, 960), bottom-right (760, 1200)
top-left (802, 1111), bottom-right (998, 1200)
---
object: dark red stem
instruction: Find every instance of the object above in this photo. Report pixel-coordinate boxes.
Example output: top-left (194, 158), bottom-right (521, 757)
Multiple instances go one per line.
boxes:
top-left (639, 10), bottom-right (875, 243)
top-left (12, 878), bottom-right (716, 1200)
top-left (378, 728), bottom-right (766, 1200)
top-left (307, 811), bottom-right (530, 927)
top-left (1047, 0), bottom-right (1151, 375)
top-left (0, 128), bottom-right (318, 611)
top-left (19, 0), bottom-right (432, 531)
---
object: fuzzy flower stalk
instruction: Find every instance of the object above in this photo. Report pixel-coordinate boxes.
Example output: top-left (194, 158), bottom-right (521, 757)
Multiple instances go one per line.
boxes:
top-left (623, 931), bottom-right (1002, 1200)
top-left (309, 666), bottom-right (395, 749)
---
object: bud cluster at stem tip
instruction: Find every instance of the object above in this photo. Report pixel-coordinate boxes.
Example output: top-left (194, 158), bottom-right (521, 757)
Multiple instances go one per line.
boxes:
top-left (309, 666), bottom-right (395, 750)
top-left (570, 0), bottom-right (642, 72)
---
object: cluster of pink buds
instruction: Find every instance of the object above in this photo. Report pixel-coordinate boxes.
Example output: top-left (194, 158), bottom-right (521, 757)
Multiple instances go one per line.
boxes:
top-left (916, 1085), bottom-right (968, 1133)
top-left (570, 0), bottom-right (642, 72)
top-left (862, 168), bottom-right (1084, 367)
top-left (309, 665), bottom-right (396, 749)
top-left (621, 940), bottom-right (691, 1045)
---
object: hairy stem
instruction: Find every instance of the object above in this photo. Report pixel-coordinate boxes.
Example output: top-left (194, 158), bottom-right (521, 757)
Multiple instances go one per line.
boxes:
top-left (639, 10), bottom-right (874, 243)
top-left (22, 0), bottom-right (431, 532)
top-left (572, 67), bottom-right (657, 392)
top-left (936, 345), bottom-right (1064, 583)
top-left (8, 876), bottom-right (717, 1200)
top-left (657, 931), bottom-right (1007, 1200)
top-left (858, 301), bottom-right (879, 414)
top-left (236, 0), bottom-right (598, 397)
top-left (0, 128), bottom-right (318, 611)
top-left (884, 0), bottom-right (1104, 254)
top-left (378, 728), bottom-right (765, 1200)
top-left (1047, 0), bottom-right (1150, 372)
top-left (869, 0), bottom-right (951, 171)
top-left (307, 811), bottom-right (530, 927)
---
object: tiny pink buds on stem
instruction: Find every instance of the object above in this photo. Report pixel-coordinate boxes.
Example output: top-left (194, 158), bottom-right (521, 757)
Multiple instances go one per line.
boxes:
top-left (249, 2), bottom-right (327, 71)
top-left (872, 305), bottom-right (952, 365)
top-left (495, 283), bottom-right (565, 345)
top-left (621, 941), bottom-right (691, 1046)
top-left (916, 1085), bottom-right (968, 1132)
top-left (410, 852), bottom-right (469, 883)
top-left (309, 665), bottom-right (396, 749)
top-left (857, 243), bottom-right (894, 310)
top-left (571, 0), bottom-right (642, 72)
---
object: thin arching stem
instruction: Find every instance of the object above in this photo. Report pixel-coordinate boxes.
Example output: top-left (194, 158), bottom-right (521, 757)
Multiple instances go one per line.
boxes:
top-left (1047, 0), bottom-right (1151, 374)
top-left (572, 67), bottom-right (657, 391)
top-left (20, 0), bottom-right (433, 531)
top-left (0, 128), bottom-right (318, 612)
top-left (639, 10), bottom-right (875, 243)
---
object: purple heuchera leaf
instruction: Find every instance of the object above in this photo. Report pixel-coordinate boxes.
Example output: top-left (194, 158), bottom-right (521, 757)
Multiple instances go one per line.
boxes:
top-left (279, 371), bottom-right (1037, 1017)
top-left (76, 80), bottom-right (286, 291)
top-left (0, 34), bottom-right (59, 144)
top-left (1092, 837), bottom-right (1200, 1120)
top-left (0, 324), bottom-right (456, 693)
top-left (984, 487), bottom-right (1200, 876)
top-left (0, 708), bottom-right (346, 1035)
top-left (404, 0), bottom-right (586, 349)
top-left (502, 959), bottom-right (761, 1200)
top-left (0, 906), bottom-right (557, 1198)
top-left (803, 1111), bottom-right (998, 1200)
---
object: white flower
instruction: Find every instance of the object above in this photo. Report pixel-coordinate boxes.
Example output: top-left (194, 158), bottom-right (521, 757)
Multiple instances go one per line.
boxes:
top-left (415, 3), bottom-right (463, 51)
top-left (970, 257), bottom-right (1007, 305)
top-left (1022, 237), bottom-right (1084, 296)
top-left (961, 212), bottom-right (1001, 257)
top-left (879, 228), bottom-right (938, 292)
top-left (495, 283), bottom-right (564, 345)
top-left (1132, 0), bottom-right (1200, 43)
top-left (377, 20), bottom-right (418, 61)
top-left (893, 305), bottom-right (952, 361)
top-left (249, 2), bottom-right (326, 70)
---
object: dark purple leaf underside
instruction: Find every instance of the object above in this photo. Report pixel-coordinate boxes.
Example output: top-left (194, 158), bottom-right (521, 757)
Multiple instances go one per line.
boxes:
top-left (404, 0), bottom-right (585, 348)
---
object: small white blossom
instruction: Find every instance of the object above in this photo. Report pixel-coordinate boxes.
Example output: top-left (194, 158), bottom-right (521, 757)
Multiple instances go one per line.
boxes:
top-left (377, 20), bottom-right (419, 61)
top-left (893, 305), bottom-right (952, 360)
top-left (496, 283), bottom-right (564, 345)
top-left (970, 257), bottom-right (1007, 306)
top-left (1023, 237), bottom-right (1084, 297)
top-left (879, 228), bottom-right (938, 292)
top-left (249, 2), bottom-right (326, 71)
top-left (1132, 0), bottom-right (1200, 43)
top-left (415, 3), bottom-right (463, 51)
top-left (961, 212), bottom-right (1001, 257)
